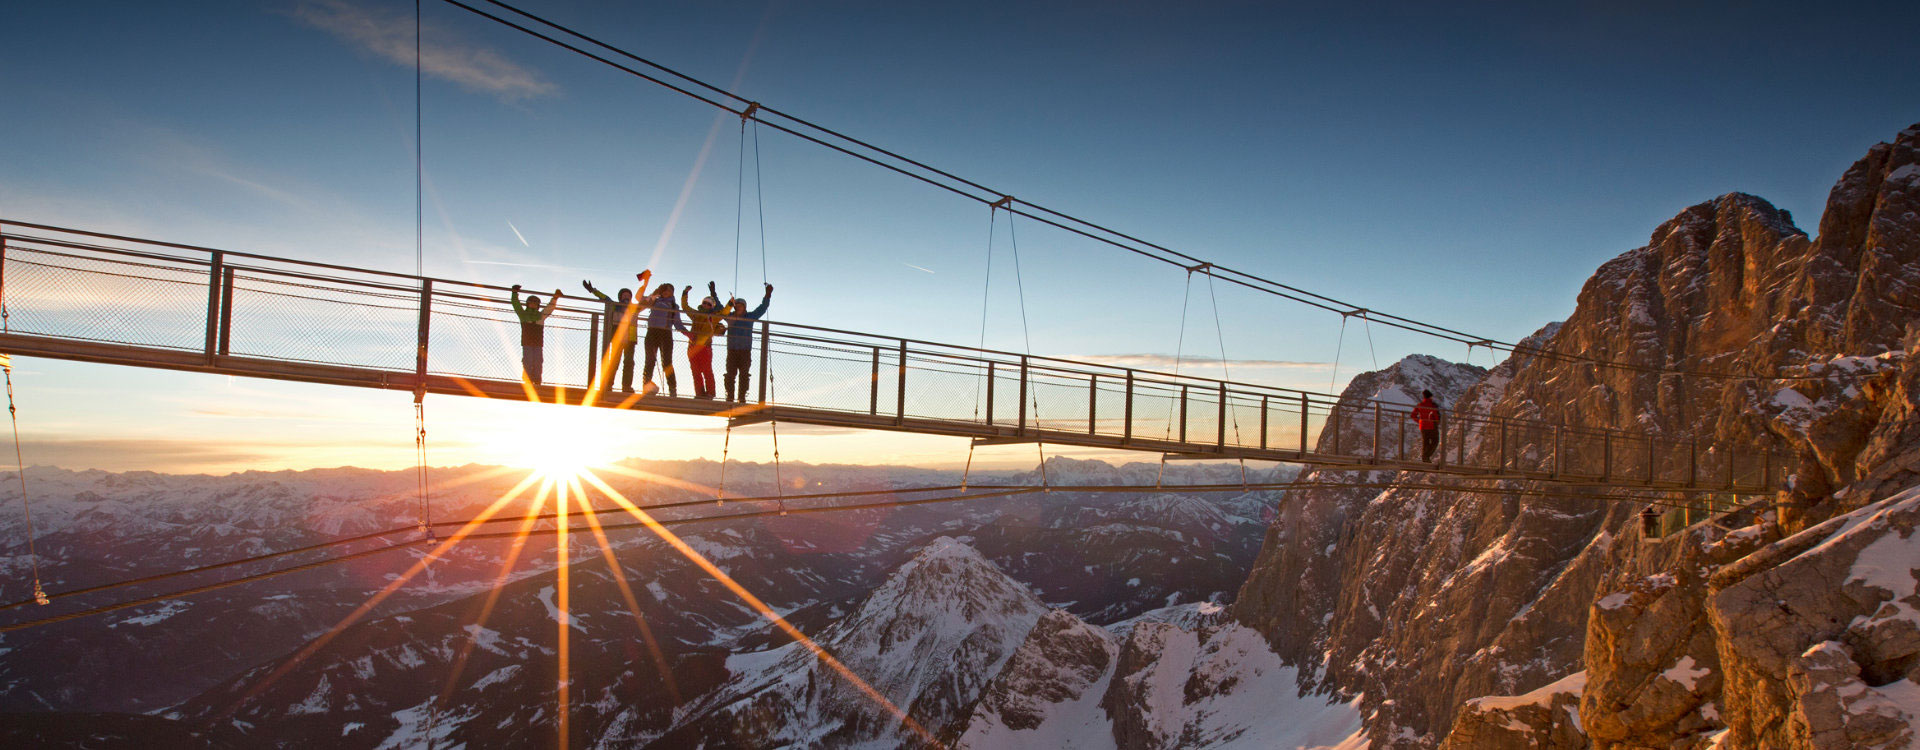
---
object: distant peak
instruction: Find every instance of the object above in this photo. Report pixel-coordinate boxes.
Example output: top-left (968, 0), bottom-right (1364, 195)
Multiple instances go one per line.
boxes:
top-left (1651, 192), bottom-right (1803, 247)
top-left (917, 535), bottom-right (980, 560)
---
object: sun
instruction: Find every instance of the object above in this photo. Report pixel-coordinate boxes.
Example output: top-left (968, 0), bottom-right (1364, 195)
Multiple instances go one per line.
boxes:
top-left (526, 438), bottom-right (594, 479)
top-left (504, 409), bottom-right (630, 480)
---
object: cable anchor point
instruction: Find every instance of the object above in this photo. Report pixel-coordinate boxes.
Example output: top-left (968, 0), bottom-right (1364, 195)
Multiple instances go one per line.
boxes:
top-left (991, 195), bottom-right (1014, 210)
top-left (740, 102), bottom-right (761, 121)
top-left (32, 580), bottom-right (48, 606)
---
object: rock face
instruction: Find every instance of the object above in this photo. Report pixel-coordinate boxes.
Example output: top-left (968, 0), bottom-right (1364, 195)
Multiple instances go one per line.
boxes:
top-left (1578, 514), bottom-right (1776, 749)
top-left (1709, 487), bottom-right (1920, 750)
top-left (1232, 121), bottom-right (1920, 749)
top-left (1438, 671), bottom-right (1589, 750)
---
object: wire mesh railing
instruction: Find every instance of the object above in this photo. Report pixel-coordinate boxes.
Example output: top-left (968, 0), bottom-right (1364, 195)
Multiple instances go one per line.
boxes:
top-left (0, 221), bottom-right (1784, 492)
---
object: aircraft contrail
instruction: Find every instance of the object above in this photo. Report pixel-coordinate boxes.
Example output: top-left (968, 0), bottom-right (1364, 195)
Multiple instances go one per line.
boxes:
top-left (506, 220), bottom-right (530, 247)
top-left (901, 262), bottom-right (935, 274)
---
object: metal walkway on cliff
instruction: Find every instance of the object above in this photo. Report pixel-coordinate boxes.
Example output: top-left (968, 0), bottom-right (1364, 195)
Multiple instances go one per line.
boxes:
top-left (0, 221), bottom-right (1780, 495)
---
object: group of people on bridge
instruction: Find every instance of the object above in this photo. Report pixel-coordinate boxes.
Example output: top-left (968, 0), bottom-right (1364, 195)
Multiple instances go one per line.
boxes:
top-left (510, 270), bottom-right (773, 401)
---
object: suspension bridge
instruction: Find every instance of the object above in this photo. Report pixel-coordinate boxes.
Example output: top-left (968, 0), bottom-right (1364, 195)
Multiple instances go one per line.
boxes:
top-left (0, 220), bottom-right (1779, 495)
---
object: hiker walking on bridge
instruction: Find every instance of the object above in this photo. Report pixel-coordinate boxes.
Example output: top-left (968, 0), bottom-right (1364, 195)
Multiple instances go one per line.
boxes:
top-left (639, 275), bottom-right (688, 397)
top-left (510, 285), bottom-right (563, 385)
top-left (722, 283), bottom-right (773, 402)
top-left (1411, 390), bottom-right (1442, 464)
top-left (582, 275), bottom-right (641, 392)
top-left (682, 281), bottom-right (726, 400)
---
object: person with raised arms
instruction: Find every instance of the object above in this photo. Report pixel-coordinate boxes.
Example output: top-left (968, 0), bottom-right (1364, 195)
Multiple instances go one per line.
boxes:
top-left (582, 274), bottom-right (642, 392)
top-left (638, 272), bottom-right (688, 397)
top-left (721, 283), bottom-right (773, 403)
top-left (509, 285), bottom-right (563, 386)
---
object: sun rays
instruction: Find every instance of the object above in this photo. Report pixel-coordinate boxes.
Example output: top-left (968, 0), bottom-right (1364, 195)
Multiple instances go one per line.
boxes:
top-left (228, 367), bottom-right (922, 748)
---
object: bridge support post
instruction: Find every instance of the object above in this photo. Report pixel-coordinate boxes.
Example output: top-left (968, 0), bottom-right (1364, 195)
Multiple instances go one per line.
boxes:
top-left (757, 320), bottom-right (769, 405)
top-left (415, 280), bottom-right (432, 399)
top-left (1300, 393), bottom-right (1309, 457)
top-left (869, 346), bottom-right (879, 416)
top-left (1087, 374), bottom-right (1097, 435)
top-left (985, 362), bottom-right (995, 425)
top-left (204, 251), bottom-right (223, 365)
top-left (1646, 435), bottom-right (1657, 485)
top-left (1497, 418), bottom-right (1507, 472)
top-left (216, 268), bottom-right (235, 357)
top-left (1018, 355), bottom-right (1028, 434)
top-left (895, 339), bottom-right (907, 426)
top-left (1217, 383), bottom-right (1227, 450)
top-left (1259, 395), bottom-right (1268, 450)
top-left (1688, 437), bottom-right (1698, 488)
top-left (1371, 402), bottom-right (1381, 464)
top-left (586, 312), bottom-right (599, 389)
top-left (1762, 450), bottom-right (1772, 490)
top-left (1602, 432), bottom-right (1612, 482)
top-left (1724, 448), bottom-right (1735, 490)
top-left (1122, 370), bottom-right (1133, 444)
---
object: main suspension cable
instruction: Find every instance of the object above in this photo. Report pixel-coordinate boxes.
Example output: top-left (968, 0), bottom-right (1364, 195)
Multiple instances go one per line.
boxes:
top-left (428, 0), bottom-right (1856, 385)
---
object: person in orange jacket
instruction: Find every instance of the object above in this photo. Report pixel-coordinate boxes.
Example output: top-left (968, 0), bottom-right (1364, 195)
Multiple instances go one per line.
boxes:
top-left (680, 281), bottom-right (727, 400)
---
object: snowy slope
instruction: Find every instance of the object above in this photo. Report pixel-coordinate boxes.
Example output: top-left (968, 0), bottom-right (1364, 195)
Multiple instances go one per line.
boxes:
top-left (665, 536), bottom-right (1049, 747)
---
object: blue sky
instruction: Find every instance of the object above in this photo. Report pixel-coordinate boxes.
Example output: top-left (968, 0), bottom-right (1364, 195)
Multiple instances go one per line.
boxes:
top-left (2, 0), bottom-right (1915, 472)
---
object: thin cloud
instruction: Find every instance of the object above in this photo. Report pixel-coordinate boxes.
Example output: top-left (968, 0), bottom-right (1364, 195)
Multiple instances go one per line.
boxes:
top-left (13, 437), bottom-right (365, 473)
top-left (292, 0), bottom-right (557, 101)
top-left (1074, 354), bottom-right (1333, 371)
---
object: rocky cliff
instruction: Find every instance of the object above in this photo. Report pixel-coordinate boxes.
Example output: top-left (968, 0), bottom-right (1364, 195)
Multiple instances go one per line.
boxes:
top-left (1232, 121), bottom-right (1920, 749)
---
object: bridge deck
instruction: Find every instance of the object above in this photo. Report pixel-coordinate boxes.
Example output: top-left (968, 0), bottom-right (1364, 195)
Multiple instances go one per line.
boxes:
top-left (0, 220), bottom-right (1782, 495)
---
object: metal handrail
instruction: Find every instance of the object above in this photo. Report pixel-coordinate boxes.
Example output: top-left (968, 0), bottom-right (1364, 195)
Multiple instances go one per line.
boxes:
top-left (0, 220), bottom-right (1784, 490)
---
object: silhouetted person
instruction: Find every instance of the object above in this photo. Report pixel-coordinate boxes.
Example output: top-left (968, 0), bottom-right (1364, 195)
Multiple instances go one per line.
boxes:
top-left (583, 275), bottom-right (641, 392)
top-left (639, 276), bottom-right (688, 397)
top-left (722, 284), bottom-right (773, 402)
top-left (681, 281), bottom-right (726, 400)
top-left (510, 285), bottom-right (562, 385)
top-left (1411, 389), bottom-right (1442, 463)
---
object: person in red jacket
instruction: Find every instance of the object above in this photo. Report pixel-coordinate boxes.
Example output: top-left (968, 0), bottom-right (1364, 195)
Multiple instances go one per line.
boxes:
top-left (1410, 390), bottom-right (1442, 463)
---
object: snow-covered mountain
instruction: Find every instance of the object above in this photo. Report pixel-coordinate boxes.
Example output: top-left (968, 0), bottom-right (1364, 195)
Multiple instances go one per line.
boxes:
top-left (661, 536), bottom-right (1049, 747)
top-left (0, 456), bottom-right (1279, 746)
top-left (953, 606), bottom-right (1364, 749)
